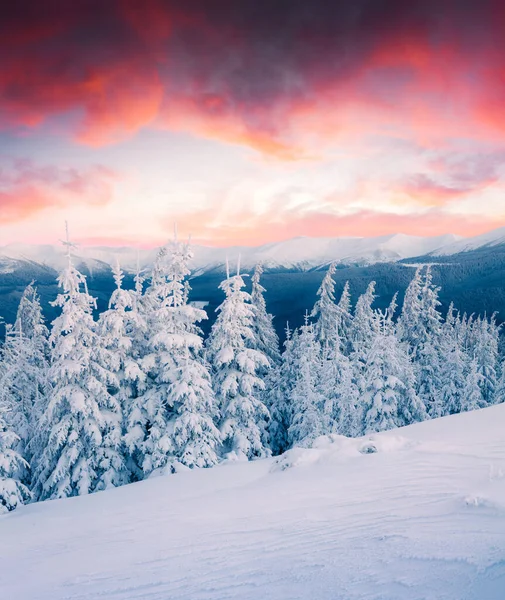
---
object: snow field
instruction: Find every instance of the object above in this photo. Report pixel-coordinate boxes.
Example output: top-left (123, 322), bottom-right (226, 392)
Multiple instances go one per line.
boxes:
top-left (1, 404), bottom-right (505, 600)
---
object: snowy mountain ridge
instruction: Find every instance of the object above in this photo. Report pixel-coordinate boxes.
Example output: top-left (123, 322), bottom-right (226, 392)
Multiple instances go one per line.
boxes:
top-left (429, 225), bottom-right (505, 256)
top-left (0, 232), bottom-right (463, 275)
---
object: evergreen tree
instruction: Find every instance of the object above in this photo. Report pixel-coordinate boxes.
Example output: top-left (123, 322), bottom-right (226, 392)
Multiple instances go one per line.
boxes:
top-left (461, 358), bottom-right (486, 413)
top-left (417, 267), bottom-right (444, 417)
top-left (397, 267), bottom-right (445, 417)
top-left (33, 228), bottom-right (122, 500)
top-left (319, 329), bottom-right (360, 438)
top-left (350, 282), bottom-right (379, 392)
top-left (0, 283), bottom-right (50, 471)
top-left (129, 245), bottom-right (177, 476)
top-left (207, 264), bottom-right (270, 460)
top-left (336, 281), bottom-right (353, 354)
top-left (470, 315), bottom-right (499, 405)
top-left (268, 325), bottom-right (299, 455)
top-left (250, 263), bottom-right (280, 367)
top-left (169, 341), bottom-right (221, 469)
top-left (311, 263), bottom-right (340, 350)
top-left (94, 261), bottom-right (140, 488)
top-left (0, 404), bottom-right (30, 513)
top-left (121, 259), bottom-right (151, 480)
top-left (495, 357), bottom-right (505, 405)
top-left (362, 306), bottom-right (426, 433)
top-left (288, 315), bottom-right (325, 448)
top-left (133, 236), bottom-right (220, 475)
top-left (397, 267), bottom-right (424, 345)
top-left (439, 306), bottom-right (468, 416)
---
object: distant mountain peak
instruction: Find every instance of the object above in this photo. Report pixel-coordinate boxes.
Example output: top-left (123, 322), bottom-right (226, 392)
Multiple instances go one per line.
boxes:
top-left (0, 228), bottom-right (502, 275)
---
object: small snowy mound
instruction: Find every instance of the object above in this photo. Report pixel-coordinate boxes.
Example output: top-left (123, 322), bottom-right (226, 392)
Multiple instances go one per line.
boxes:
top-left (271, 432), bottom-right (413, 472)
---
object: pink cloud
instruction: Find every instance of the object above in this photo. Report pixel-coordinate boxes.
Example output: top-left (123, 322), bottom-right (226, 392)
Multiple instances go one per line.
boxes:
top-left (0, 161), bottom-right (119, 224)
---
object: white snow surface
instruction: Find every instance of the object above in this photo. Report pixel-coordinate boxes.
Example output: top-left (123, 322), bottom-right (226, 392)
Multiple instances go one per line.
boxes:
top-left (2, 404), bottom-right (505, 600)
top-left (431, 225), bottom-right (505, 256)
top-left (0, 232), bottom-right (462, 274)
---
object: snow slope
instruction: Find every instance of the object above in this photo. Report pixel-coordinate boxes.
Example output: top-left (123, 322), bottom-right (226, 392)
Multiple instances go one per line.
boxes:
top-left (0, 232), bottom-right (460, 275)
top-left (1, 405), bottom-right (505, 600)
top-left (431, 225), bottom-right (505, 256)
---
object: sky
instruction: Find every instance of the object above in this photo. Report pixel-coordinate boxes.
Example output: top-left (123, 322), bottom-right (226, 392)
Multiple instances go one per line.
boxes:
top-left (2, 0), bottom-right (505, 247)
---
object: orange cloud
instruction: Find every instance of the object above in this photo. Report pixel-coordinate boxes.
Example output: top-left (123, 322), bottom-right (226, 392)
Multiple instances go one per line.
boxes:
top-left (392, 174), bottom-right (499, 207)
top-left (2, 1), bottom-right (505, 158)
top-left (0, 161), bottom-right (119, 224)
top-left (161, 204), bottom-right (505, 247)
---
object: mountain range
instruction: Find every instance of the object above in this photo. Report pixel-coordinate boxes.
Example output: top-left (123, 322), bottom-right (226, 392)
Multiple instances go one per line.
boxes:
top-left (2, 226), bottom-right (505, 275)
top-left (2, 226), bottom-right (505, 338)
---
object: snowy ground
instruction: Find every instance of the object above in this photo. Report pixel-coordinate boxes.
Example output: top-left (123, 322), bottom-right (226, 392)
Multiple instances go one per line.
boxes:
top-left (1, 406), bottom-right (505, 600)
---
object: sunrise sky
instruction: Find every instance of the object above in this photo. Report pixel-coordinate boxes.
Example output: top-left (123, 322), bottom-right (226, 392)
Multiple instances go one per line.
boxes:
top-left (2, 0), bottom-right (505, 247)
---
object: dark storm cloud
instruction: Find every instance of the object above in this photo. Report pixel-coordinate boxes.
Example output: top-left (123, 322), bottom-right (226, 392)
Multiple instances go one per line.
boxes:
top-left (1, 0), bottom-right (503, 151)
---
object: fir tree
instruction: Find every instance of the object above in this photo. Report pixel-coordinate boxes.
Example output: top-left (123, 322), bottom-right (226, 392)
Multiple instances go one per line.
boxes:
top-left (397, 267), bottom-right (424, 345)
top-left (0, 283), bottom-right (50, 471)
top-left (250, 263), bottom-right (280, 367)
top-left (121, 259), bottom-right (151, 480)
top-left (439, 306), bottom-right (468, 416)
top-left (417, 267), bottom-right (444, 417)
top-left (350, 281), bottom-right (379, 392)
top-left (461, 358), bottom-right (486, 413)
top-left (0, 404), bottom-right (30, 513)
top-left (311, 263), bottom-right (340, 350)
top-left (33, 226), bottom-right (122, 500)
top-left (336, 281), bottom-right (353, 354)
top-left (269, 324), bottom-right (299, 454)
top-left (470, 315), bottom-right (499, 405)
top-left (319, 329), bottom-right (361, 438)
top-left (94, 261), bottom-right (140, 489)
top-left (288, 315), bottom-right (325, 448)
top-left (362, 305), bottom-right (426, 433)
top-left (133, 235), bottom-right (220, 475)
top-left (169, 342), bottom-right (221, 469)
top-left (207, 263), bottom-right (270, 460)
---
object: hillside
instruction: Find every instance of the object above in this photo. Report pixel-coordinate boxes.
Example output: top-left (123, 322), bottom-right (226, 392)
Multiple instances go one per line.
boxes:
top-left (1, 404), bottom-right (504, 600)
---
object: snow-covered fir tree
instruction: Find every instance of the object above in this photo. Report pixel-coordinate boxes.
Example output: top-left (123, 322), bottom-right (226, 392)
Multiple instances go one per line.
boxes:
top-left (207, 262), bottom-right (270, 460)
top-left (0, 283), bottom-right (50, 472)
top-left (362, 299), bottom-right (426, 433)
top-left (122, 257), bottom-right (151, 480)
top-left (416, 267), bottom-right (444, 416)
top-left (350, 281), bottom-right (379, 393)
top-left (288, 314), bottom-right (325, 448)
top-left (311, 263), bottom-right (341, 350)
top-left (131, 234), bottom-right (220, 475)
top-left (470, 315), bottom-right (499, 405)
top-left (397, 267), bottom-right (424, 345)
top-left (335, 281), bottom-right (353, 354)
top-left (94, 261), bottom-right (141, 489)
top-left (438, 304), bottom-right (468, 417)
top-left (33, 227), bottom-right (123, 500)
top-left (250, 263), bottom-right (280, 367)
top-left (397, 266), bottom-right (445, 417)
top-left (461, 358), bottom-right (486, 413)
top-left (268, 324), bottom-right (300, 454)
top-left (0, 404), bottom-right (30, 513)
top-left (495, 354), bottom-right (505, 406)
top-left (319, 329), bottom-right (361, 438)
top-left (169, 340), bottom-right (221, 469)
top-left (127, 245), bottom-right (176, 476)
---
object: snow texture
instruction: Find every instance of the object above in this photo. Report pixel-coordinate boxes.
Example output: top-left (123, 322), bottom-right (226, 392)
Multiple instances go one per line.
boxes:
top-left (1, 404), bottom-right (505, 600)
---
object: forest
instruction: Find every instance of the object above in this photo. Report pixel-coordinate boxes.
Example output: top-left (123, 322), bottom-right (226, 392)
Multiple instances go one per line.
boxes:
top-left (1, 234), bottom-right (503, 513)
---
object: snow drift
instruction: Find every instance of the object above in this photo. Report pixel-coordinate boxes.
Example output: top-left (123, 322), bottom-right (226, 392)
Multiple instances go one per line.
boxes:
top-left (1, 403), bottom-right (505, 600)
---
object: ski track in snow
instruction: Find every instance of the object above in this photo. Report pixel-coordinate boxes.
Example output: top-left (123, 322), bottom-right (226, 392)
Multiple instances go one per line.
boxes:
top-left (2, 405), bottom-right (505, 600)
